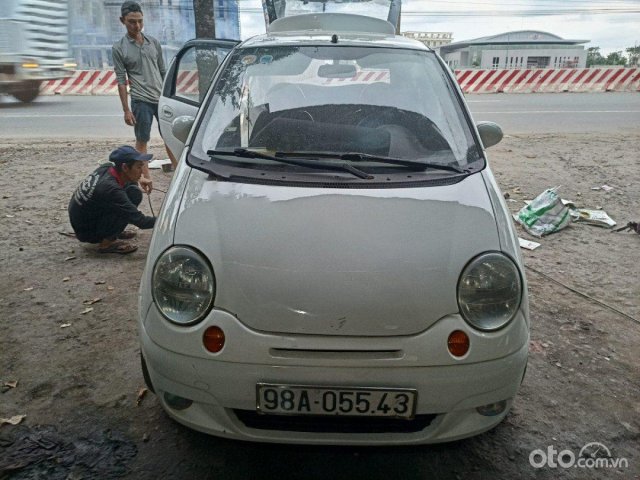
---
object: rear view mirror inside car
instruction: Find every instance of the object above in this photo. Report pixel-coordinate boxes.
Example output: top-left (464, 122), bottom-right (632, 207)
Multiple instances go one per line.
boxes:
top-left (317, 63), bottom-right (357, 78)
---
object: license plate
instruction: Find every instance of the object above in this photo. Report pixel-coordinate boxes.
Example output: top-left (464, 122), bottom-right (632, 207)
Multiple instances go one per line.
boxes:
top-left (256, 384), bottom-right (417, 418)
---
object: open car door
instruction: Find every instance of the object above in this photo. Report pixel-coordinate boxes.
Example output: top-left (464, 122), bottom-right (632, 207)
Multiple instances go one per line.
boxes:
top-left (159, 39), bottom-right (239, 160)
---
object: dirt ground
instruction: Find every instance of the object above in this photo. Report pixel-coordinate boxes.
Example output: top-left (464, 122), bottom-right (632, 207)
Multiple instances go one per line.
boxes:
top-left (0, 134), bottom-right (638, 479)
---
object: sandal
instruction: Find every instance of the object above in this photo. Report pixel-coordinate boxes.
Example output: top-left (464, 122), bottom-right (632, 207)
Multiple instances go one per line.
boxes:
top-left (98, 240), bottom-right (138, 255)
top-left (117, 230), bottom-right (137, 240)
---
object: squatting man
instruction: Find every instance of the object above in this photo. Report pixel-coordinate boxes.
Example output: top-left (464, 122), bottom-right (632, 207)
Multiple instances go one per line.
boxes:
top-left (68, 146), bottom-right (156, 255)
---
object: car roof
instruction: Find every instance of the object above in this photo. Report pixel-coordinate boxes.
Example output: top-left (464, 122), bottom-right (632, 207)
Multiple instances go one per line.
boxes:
top-left (239, 13), bottom-right (430, 51)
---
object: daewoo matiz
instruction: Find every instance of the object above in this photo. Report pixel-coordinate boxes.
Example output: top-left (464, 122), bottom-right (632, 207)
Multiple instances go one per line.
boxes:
top-left (138, 12), bottom-right (529, 445)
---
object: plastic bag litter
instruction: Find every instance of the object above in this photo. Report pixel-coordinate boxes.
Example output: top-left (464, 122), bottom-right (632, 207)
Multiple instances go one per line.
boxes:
top-left (570, 209), bottom-right (616, 228)
top-left (516, 187), bottom-right (571, 237)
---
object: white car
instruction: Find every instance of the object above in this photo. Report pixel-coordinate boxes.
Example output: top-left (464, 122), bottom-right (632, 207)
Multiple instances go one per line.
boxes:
top-left (139, 12), bottom-right (529, 445)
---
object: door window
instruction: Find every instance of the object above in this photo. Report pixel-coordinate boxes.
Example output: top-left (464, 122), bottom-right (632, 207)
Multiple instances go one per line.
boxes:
top-left (173, 44), bottom-right (234, 105)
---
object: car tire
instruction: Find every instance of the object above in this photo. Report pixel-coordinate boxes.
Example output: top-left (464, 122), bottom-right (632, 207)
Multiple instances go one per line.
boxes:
top-left (12, 81), bottom-right (41, 103)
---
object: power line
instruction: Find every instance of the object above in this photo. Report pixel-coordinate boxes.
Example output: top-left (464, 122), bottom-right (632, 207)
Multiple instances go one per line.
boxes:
top-left (224, 8), bottom-right (640, 16)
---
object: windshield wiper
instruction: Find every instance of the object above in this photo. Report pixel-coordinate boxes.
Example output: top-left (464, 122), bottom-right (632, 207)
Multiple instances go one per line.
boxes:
top-left (274, 151), bottom-right (465, 174)
top-left (207, 148), bottom-right (373, 179)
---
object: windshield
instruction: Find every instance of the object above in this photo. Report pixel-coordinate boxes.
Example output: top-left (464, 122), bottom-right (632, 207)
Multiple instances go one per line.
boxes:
top-left (192, 45), bottom-right (480, 182)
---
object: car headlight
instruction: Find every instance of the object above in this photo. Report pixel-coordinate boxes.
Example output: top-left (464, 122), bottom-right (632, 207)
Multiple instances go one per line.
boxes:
top-left (457, 252), bottom-right (522, 331)
top-left (152, 246), bottom-right (215, 325)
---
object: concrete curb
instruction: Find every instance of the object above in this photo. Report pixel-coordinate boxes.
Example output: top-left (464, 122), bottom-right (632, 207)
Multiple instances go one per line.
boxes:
top-left (40, 67), bottom-right (640, 95)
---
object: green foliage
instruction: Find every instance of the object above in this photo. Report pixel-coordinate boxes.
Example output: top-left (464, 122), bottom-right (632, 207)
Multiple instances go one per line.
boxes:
top-left (626, 46), bottom-right (640, 66)
top-left (586, 47), bottom-right (603, 67)
top-left (605, 51), bottom-right (627, 66)
top-left (586, 45), bottom-right (638, 67)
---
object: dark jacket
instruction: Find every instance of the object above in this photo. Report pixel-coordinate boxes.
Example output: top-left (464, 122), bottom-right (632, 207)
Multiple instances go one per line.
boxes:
top-left (68, 164), bottom-right (155, 241)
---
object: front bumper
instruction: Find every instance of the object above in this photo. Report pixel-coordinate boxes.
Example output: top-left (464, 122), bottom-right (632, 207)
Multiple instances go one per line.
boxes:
top-left (140, 308), bottom-right (528, 445)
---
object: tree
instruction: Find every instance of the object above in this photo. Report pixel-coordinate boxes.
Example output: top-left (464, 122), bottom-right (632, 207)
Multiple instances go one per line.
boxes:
top-left (587, 47), bottom-right (604, 67)
top-left (193, 0), bottom-right (215, 38)
top-left (605, 51), bottom-right (627, 66)
top-left (626, 46), bottom-right (640, 66)
top-left (193, 0), bottom-right (218, 100)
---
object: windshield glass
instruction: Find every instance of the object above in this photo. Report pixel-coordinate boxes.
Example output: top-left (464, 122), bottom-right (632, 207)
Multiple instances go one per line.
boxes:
top-left (192, 45), bottom-right (479, 180)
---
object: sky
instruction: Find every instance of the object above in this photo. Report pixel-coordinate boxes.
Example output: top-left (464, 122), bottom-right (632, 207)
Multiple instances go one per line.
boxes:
top-left (237, 0), bottom-right (640, 56)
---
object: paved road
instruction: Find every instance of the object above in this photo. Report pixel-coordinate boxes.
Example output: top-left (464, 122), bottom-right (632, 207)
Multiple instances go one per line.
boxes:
top-left (0, 92), bottom-right (639, 138)
top-left (466, 92), bottom-right (640, 134)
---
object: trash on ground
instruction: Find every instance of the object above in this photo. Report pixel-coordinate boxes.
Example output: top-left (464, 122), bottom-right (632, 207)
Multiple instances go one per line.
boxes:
top-left (521, 191), bottom-right (617, 231)
top-left (570, 209), bottom-right (617, 228)
top-left (148, 158), bottom-right (171, 169)
top-left (519, 238), bottom-right (541, 250)
top-left (136, 387), bottom-right (148, 407)
top-left (94, 280), bottom-right (106, 285)
top-left (63, 277), bottom-right (70, 282)
top-left (64, 256), bottom-right (76, 261)
top-left (0, 414), bottom-right (26, 426)
top-left (591, 184), bottom-right (614, 191)
top-left (0, 424), bottom-right (137, 478)
top-left (516, 187), bottom-right (572, 237)
top-left (81, 308), bottom-right (93, 315)
top-left (83, 298), bottom-right (102, 305)
top-left (529, 340), bottom-right (547, 353)
top-left (612, 221), bottom-right (640, 234)
top-left (4, 381), bottom-right (18, 389)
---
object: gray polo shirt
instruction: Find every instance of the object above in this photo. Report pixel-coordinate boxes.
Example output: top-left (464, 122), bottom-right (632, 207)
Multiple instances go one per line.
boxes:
top-left (113, 33), bottom-right (166, 104)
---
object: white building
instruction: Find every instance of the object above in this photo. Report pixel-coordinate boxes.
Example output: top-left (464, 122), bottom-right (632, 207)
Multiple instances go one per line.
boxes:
top-left (402, 31), bottom-right (453, 49)
top-left (439, 30), bottom-right (589, 69)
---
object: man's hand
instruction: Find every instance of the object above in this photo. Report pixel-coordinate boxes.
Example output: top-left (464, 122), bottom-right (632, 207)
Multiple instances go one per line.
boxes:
top-left (124, 110), bottom-right (136, 126)
top-left (139, 176), bottom-right (153, 194)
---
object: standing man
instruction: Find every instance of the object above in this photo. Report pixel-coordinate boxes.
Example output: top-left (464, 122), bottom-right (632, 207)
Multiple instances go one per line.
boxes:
top-left (112, 0), bottom-right (178, 193)
top-left (68, 146), bottom-right (156, 255)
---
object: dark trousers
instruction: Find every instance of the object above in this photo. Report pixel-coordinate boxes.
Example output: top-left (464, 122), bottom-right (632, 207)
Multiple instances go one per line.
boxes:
top-left (75, 184), bottom-right (142, 243)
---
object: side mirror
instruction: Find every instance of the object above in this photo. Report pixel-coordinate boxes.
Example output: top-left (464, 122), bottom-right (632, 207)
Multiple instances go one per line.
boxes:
top-left (171, 115), bottom-right (195, 144)
top-left (476, 121), bottom-right (503, 149)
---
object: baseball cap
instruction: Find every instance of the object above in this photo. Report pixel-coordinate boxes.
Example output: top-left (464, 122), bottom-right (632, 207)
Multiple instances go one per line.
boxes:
top-left (121, 1), bottom-right (142, 17)
top-left (109, 145), bottom-right (153, 165)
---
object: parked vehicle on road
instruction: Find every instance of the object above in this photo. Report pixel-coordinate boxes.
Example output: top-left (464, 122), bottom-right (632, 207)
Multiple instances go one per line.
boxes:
top-left (138, 12), bottom-right (529, 445)
top-left (0, 0), bottom-right (75, 102)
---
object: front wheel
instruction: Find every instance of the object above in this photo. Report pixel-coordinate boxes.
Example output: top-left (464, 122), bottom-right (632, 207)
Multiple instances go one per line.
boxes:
top-left (12, 80), bottom-right (41, 103)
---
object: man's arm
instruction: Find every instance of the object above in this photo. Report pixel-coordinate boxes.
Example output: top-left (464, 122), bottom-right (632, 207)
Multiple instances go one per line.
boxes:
top-left (106, 185), bottom-right (156, 230)
top-left (113, 44), bottom-right (136, 126)
top-left (156, 38), bottom-right (167, 79)
top-left (117, 85), bottom-right (136, 126)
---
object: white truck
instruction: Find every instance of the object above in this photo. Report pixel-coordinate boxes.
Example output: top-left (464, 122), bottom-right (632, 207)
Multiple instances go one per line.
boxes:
top-left (0, 0), bottom-right (75, 102)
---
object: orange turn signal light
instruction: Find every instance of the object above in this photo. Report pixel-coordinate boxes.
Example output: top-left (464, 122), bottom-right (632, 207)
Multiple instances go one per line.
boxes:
top-left (447, 330), bottom-right (470, 357)
top-left (203, 326), bottom-right (225, 353)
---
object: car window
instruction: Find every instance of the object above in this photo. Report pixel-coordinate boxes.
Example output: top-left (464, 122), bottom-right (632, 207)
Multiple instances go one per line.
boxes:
top-left (191, 45), bottom-right (480, 183)
top-left (173, 44), bottom-right (234, 105)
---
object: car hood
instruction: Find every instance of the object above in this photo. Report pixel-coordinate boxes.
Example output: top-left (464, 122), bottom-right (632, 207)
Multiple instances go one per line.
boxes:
top-left (173, 173), bottom-right (500, 336)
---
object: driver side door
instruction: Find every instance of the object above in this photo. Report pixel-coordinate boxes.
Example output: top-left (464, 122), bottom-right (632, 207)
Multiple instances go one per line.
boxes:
top-left (159, 39), bottom-right (239, 160)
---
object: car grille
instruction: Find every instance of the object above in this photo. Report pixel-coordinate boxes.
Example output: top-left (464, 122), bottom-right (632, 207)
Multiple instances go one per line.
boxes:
top-left (233, 410), bottom-right (437, 434)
